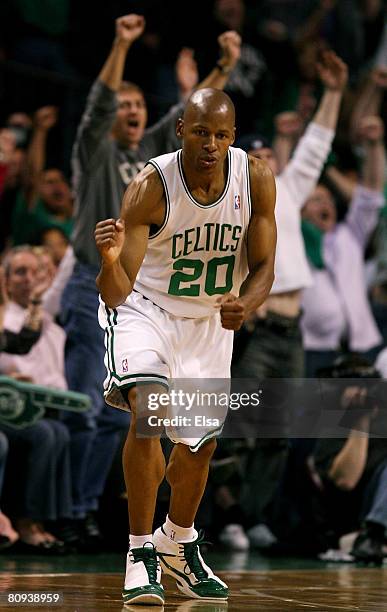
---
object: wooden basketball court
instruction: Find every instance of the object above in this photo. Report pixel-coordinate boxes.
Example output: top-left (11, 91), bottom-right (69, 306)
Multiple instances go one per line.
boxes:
top-left (1, 566), bottom-right (386, 611)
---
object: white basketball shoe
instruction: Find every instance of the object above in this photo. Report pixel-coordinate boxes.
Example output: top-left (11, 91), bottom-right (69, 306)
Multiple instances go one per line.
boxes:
top-left (122, 543), bottom-right (164, 606)
top-left (153, 527), bottom-right (228, 600)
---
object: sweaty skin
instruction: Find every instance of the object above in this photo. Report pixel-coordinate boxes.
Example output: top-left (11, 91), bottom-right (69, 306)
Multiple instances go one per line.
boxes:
top-left (95, 88), bottom-right (276, 538)
top-left (96, 88), bottom-right (277, 331)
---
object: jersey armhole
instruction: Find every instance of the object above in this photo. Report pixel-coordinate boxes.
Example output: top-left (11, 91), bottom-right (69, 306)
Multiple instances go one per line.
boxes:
top-left (146, 160), bottom-right (170, 239)
top-left (245, 152), bottom-right (252, 222)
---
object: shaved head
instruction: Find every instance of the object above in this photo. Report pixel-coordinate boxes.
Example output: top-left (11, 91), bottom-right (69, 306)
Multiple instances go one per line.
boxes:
top-left (177, 88), bottom-right (236, 174)
top-left (184, 88), bottom-right (235, 126)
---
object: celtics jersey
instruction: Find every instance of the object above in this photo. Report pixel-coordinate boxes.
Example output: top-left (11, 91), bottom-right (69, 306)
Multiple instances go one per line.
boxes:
top-left (133, 147), bottom-right (251, 318)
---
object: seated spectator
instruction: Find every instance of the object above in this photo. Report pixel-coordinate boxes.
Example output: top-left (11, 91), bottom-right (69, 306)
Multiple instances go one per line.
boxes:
top-left (32, 246), bottom-right (58, 287)
top-left (0, 246), bottom-right (72, 551)
top-left (312, 355), bottom-right (387, 564)
top-left (301, 116), bottom-right (386, 375)
top-left (0, 266), bottom-right (42, 355)
top-left (0, 246), bottom-right (65, 387)
top-left (40, 227), bottom-right (69, 266)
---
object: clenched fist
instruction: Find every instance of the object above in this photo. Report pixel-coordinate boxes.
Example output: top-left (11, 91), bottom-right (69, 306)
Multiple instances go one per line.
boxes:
top-left (95, 218), bottom-right (125, 265)
top-left (176, 48), bottom-right (198, 96)
top-left (217, 293), bottom-right (245, 330)
top-left (115, 14), bottom-right (145, 46)
top-left (316, 50), bottom-right (348, 92)
top-left (34, 106), bottom-right (58, 131)
top-left (218, 31), bottom-right (241, 71)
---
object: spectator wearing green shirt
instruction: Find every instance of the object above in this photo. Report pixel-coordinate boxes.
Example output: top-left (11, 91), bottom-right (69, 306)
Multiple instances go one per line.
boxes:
top-left (11, 106), bottom-right (73, 246)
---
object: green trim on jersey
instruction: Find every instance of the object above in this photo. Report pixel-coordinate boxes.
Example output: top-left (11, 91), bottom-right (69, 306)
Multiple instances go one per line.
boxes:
top-left (107, 372), bottom-right (169, 387)
top-left (245, 151), bottom-right (252, 220)
top-left (105, 306), bottom-right (118, 375)
top-left (177, 150), bottom-right (232, 209)
top-left (189, 424), bottom-right (224, 452)
top-left (147, 159), bottom-right (171, 239)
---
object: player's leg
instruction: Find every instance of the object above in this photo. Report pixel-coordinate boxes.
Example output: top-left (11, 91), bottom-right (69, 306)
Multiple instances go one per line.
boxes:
top-left (153, 437), bottom-right (228, 600)
top-left (123, 386), bottom-right (166, 535)
top-left (166, 439), bottom-right (216, 527)
top-left (122, 384), bottom-right (166, 606)
top-left (153, 315), bottom-right (230, 600)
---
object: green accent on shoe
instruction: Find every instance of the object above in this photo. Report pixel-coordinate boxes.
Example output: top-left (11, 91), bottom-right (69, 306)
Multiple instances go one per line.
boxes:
top-left (158, 530), bottom-right (228, 598)
top-left (131, 545), bottom-right (160, 583)
top-left (176, 578), bottom-right (229, 599)
top-left (122, 583), bottom-right (164, 603)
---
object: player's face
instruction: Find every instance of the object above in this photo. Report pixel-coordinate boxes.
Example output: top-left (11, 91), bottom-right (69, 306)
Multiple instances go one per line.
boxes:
top-left (302, 185), bottom-right (337, 232)
top-left (249, 147), bottom-right (278, 176)
top-left (179, 111), bottom-right (235, 173)
top-left (113, 90), bottom-right (148, 148)
top-left (6, 252), bottom-right (39, 308)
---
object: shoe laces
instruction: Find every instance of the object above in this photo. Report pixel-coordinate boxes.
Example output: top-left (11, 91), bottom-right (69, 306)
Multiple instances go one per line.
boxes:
top-left (179, 530), bottom-right (211, 580)
top-left (130, 543), bottom-right (160, 583)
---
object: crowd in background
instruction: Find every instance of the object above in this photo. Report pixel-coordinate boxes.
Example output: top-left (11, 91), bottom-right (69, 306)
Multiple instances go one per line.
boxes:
top-left (0, 0), bottom-right (387, 564)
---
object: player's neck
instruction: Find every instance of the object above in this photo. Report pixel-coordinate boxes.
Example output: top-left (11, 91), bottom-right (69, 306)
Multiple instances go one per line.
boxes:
top-left (182, 154), bottom-right (228, 203)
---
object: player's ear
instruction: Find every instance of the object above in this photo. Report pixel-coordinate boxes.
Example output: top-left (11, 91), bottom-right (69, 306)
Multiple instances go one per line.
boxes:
top-left (176, 118), bottom-right (184, 139)
top-left (230, 127), bottom-right (236, 145)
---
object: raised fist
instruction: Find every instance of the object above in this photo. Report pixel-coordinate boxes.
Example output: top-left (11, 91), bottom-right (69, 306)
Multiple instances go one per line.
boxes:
top-left (218, 31), bottom-right (241, 71)
top-left (357, 115), bottom-right (384, 144)
top-left (115, 14), bottom-right (145, 45)
top-left (316, 50), bottom-right (348, 92)
top-left (95, 218), bottom-right (125, 265)
top-left (176, 48), bottom-right (198, 96)
top-left (34, 106), bottom-right (58, 131)
top-left (274, 112), bottom-right (303, 139)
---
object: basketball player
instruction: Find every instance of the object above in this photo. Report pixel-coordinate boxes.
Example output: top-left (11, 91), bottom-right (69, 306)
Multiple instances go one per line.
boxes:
top-left (95, 88), bottom-right (276, 605)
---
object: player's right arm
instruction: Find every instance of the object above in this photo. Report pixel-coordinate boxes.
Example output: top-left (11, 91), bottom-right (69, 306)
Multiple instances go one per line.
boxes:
top-left (95, 166), bottom-right (164, 308)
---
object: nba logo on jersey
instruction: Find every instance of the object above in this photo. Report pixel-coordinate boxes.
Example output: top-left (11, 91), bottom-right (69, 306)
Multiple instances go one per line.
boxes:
top-left (122, 358), bottom-right (128, 372)
top-left (234, 194), bottom-right (241, 210)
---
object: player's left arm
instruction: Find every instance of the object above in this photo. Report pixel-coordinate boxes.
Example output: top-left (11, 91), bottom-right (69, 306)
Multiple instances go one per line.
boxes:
top-left (218, 157), bottom-right (276, 331)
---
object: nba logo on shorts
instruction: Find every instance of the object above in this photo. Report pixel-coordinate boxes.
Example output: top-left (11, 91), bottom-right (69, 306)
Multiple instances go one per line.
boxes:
top-left (122, 358), bottom-right (128, 372)
top-left (234, 194), bottom-right (241, 210)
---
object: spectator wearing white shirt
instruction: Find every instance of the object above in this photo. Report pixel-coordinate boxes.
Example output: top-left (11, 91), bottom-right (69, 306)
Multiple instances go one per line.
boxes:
top-left (0, 246), bottom-right (72, 552)
top-left (301, 116), bottom-right (386, 376)
top-left (233, 51), bottom-right (348, 547)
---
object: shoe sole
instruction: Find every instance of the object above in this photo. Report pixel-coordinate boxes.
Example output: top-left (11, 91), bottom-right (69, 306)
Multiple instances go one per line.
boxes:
top-left (123, 593), bottom-right (164, 605)
top-left (159, 558), bottom-right (228, 601)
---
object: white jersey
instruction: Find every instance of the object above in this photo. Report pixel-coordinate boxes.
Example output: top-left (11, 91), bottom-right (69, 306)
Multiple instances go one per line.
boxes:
top-left (133, 147), bottom-right (251, 318)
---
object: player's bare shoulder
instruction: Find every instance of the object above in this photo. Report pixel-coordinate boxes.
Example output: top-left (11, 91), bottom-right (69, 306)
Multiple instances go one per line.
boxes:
top-left (247, 155), bottom-right (276, 215)
top-left (121, 164), bottom-right (166, 226)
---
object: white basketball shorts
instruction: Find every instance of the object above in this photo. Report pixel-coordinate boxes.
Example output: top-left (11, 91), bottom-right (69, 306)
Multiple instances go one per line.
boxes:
top-left (98, 290), bottom-right (233, 451)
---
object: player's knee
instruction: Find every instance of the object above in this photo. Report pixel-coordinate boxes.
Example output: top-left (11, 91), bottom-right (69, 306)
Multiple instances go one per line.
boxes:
top-left (127, 384), bottom-right (167, 421)
top-left (188, 438), bottom-right (217, 465)
top-left (127, 387), bottom-right (138, 415)
top-left (197, 437), bottom-right (217, 460)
